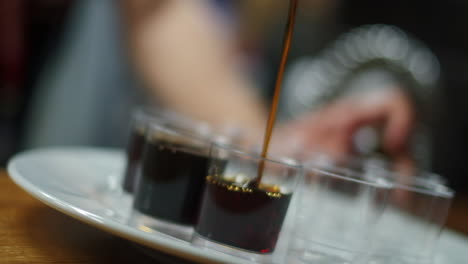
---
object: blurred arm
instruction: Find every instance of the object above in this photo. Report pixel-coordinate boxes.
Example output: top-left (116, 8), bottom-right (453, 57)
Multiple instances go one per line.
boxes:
top-left (284, 88), bottom-right (415, 168)
top-left (120, 0), bottom-right (266, 134)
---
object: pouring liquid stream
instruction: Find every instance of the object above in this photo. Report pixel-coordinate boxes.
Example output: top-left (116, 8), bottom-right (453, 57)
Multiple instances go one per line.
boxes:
top-left (255, 0), bottom-right (299, 187)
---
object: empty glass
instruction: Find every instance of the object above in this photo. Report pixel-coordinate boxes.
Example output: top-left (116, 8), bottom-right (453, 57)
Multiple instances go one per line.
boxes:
top-left (287, 163), bottom-right (393, 264)
top-left (363, 165), bottom-right (454, 264)
top-left (192, 143), bottom-right (302, 263)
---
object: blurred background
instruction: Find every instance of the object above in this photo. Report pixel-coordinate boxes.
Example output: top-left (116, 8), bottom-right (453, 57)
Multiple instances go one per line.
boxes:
top-left (1, 0), bottom-right (468, 198)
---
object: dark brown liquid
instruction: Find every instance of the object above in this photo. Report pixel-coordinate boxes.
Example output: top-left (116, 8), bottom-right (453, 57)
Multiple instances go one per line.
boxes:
top-left (256, 0), bottom-right (299, 184)
top-left (133, 140), bottom-right (210, 225)
top-left (122, 128), bottom-right (146, 193)
top-left (195, 176), bottom-right (292, 253)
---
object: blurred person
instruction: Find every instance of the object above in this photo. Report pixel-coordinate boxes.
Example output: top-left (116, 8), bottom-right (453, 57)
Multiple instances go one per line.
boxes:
top-left (235, 0), bottom-right (441, 171)
top-left (237, 1), bottom-right (468, 192)
top-left (122, 0), bottom-right (420, 167)
top-left (279, 23), bottom-right (436, 174)
top-left (120, 0), bottom-right (266, 135)
top-left (23, 0), bottom-right (418, 174)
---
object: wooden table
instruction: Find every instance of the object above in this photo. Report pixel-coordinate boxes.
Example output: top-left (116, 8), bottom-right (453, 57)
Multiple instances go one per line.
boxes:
top-left (1, 169), bottom-right (467, 263)
top-left (0, 170), bottom-right (192, 264)
top-left (446, 194), bottom-right (468, 236)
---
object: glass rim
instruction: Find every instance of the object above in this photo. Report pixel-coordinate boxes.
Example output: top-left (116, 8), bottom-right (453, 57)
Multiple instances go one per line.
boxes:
top-left (363, 163), bottom-right (455, 198)
top-left (384, 172), bottom-right (454, 198)
top-left (304, 165), bottom-right (393, 189)
top-left (336, 156), bottom-right (454, 197)
top-left (311, 162), bottom-right (454, 198)
top-left (392, 181), bottom-right (454, 198)
top-left (146, 121), bottom-right (214, 144)
top-left (134, 106), bottom-right (192, 123)
top-left (132, 106), bottom-right (170, 123)
top-left (210, 142), bottom-right (302, 170)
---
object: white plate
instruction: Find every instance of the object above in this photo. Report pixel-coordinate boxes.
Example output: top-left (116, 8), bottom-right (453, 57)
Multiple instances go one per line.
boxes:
top-left (7, 147), bottom-right (468, 264)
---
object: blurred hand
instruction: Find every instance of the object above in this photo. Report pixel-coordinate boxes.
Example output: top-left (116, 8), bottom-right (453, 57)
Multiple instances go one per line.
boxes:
top-left (282, 88), bottom-right (416, 166)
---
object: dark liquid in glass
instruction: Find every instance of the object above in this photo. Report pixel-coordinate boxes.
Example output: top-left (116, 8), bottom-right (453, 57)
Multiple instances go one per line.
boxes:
top-left (195, 176), bottom-right (292, 253)
top-left (122, 128), bottom-right (146, 193)
top-left (133, 139), bottom-right (210, 225)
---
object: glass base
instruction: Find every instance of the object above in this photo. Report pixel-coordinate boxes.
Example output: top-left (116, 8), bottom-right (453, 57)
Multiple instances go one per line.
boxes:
top-left (128, 210), bottom-right (193, 241)
top-left (287, 249), bottom-right (355, 264)
top-left (191, 232), bottom-right (274, 263)
top-left (288, 239), bottom-right (367, 264)
top-left (93, 175), bottom-right (133, 223)
top-left (364, 253), bottom-right (433, 264)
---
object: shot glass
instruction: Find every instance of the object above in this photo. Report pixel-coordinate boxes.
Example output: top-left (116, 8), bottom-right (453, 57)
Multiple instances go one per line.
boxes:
top-left (363, 166), bottom-right (454, 264)
top-left (192, 143), bottom-right (302, 262)
top-left (287, 163), bottom-right (393, 264)
top-left (121, 108), bottom-right (151, 193)
top-left (129, 122), bottom-right (221, 240)
top-left (122, 107), bottom-right (206, 193)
